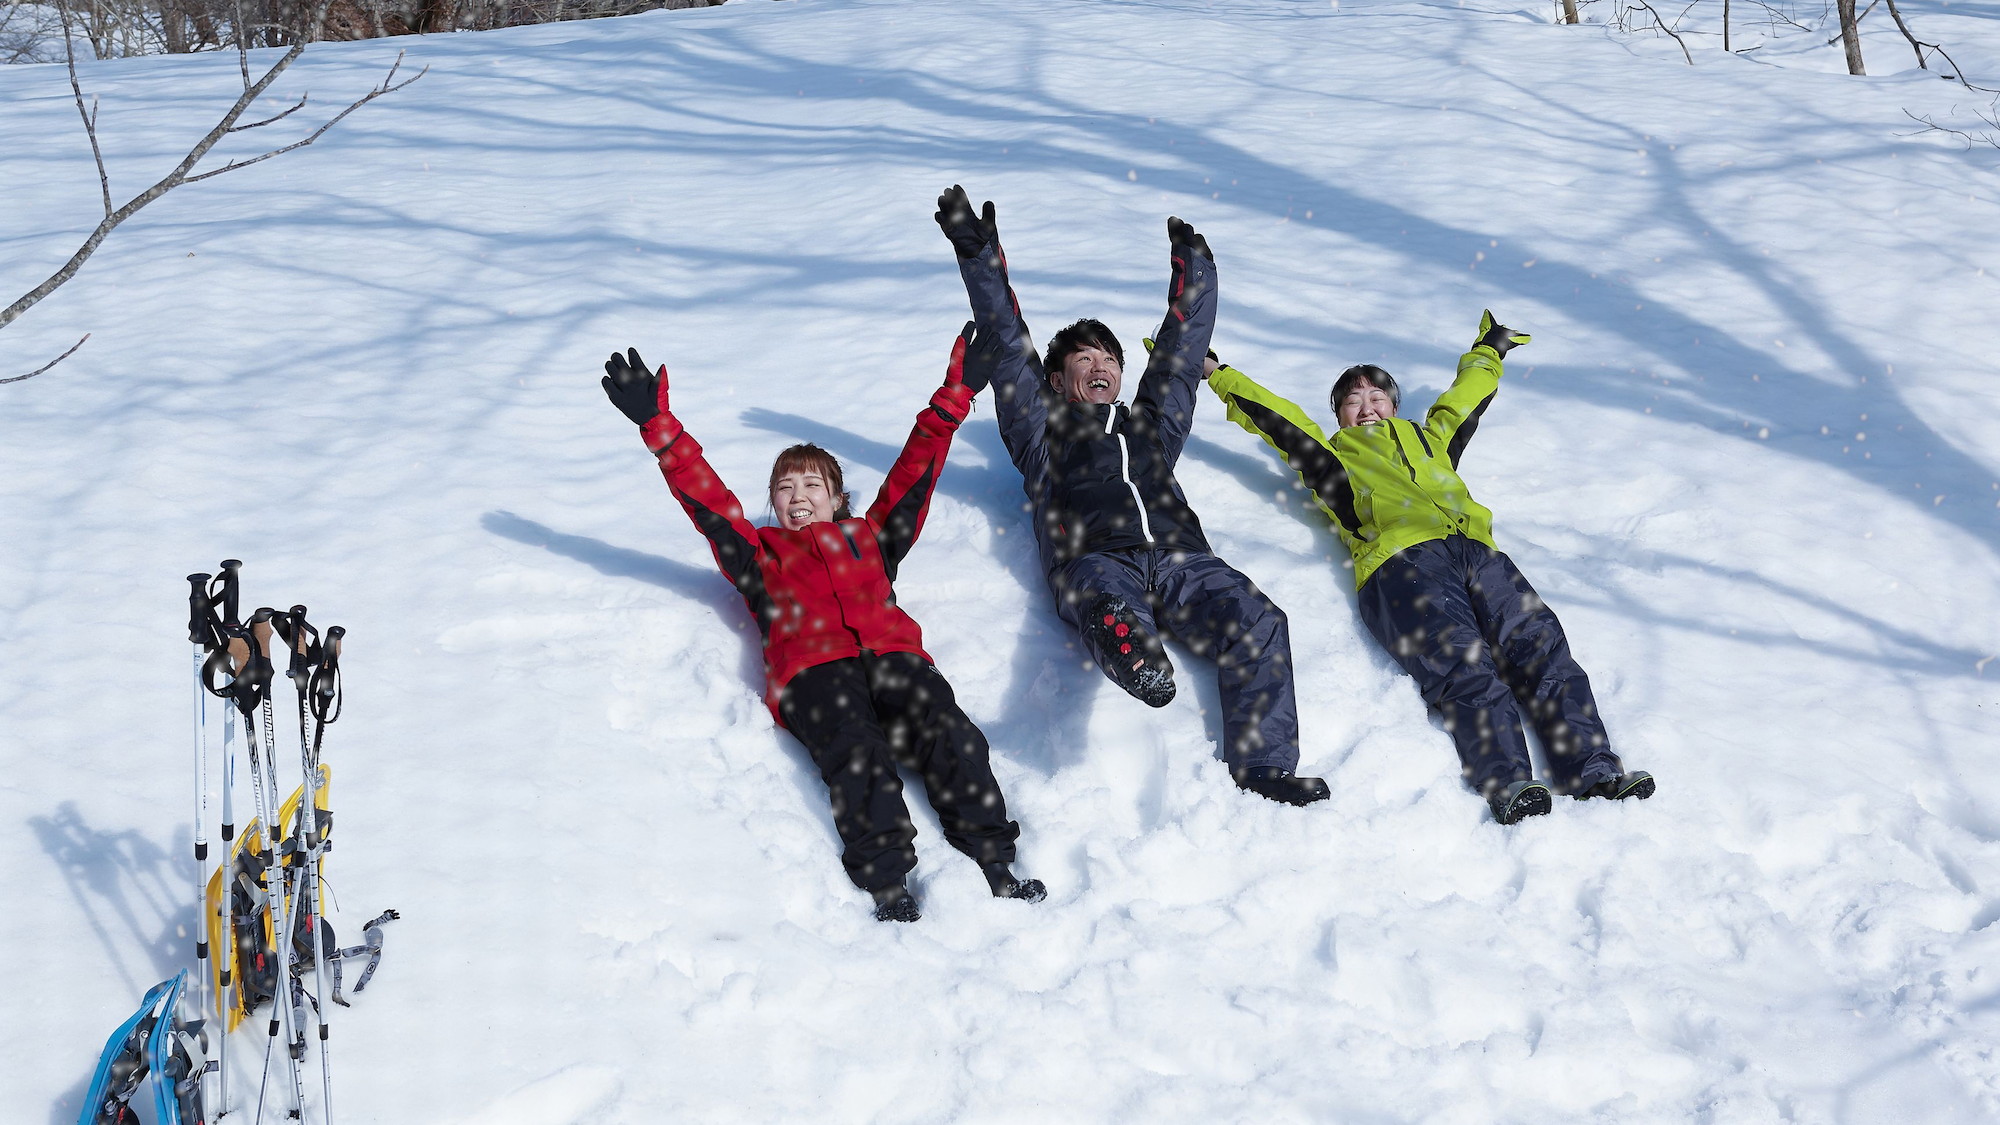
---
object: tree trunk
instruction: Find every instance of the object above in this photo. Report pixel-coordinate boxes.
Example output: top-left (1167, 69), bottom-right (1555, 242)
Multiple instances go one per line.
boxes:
top-left (1723, 0), bottom-right (1730, 52)
top-left (1837, 0), bottom-right (1866, 74)
top-left (1561, 0), bottom-right (1578, 24)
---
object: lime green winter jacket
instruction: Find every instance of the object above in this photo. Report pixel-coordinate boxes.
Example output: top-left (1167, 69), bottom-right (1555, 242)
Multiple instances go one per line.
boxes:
top-left (1206, 346), bottom-right (1506, 589)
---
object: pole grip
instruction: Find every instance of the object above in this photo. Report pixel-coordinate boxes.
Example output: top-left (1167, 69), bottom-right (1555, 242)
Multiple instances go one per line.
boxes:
top-left (186, 573), bottom-right (214, 647)
top-left (217, 560), bottom-right (242, 627)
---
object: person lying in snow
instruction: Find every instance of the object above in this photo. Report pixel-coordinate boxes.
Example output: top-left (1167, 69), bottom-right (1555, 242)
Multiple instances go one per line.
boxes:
top-left (599, 327), bottom-right (1045, 922)
top-left (1202, 312), bottom-right (1655, 824)
top-left (936, 185), bottom-right (1328, 807)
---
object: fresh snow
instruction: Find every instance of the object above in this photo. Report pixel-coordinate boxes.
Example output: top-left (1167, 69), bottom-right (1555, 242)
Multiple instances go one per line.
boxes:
top-left (4, 1), bottom-right (2000, 1120)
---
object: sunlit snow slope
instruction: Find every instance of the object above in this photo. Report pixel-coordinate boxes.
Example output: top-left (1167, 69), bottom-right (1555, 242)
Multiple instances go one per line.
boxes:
top-left (4, 1), bottom-right (2000, 1120)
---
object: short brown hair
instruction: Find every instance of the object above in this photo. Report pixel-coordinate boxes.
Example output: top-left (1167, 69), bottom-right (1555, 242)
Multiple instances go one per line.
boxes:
top-left (767, 443), bottom-right (852, 520)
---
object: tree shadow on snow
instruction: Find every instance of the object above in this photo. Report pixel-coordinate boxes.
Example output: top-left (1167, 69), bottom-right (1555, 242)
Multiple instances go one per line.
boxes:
top-left (479, 509), bottom-right (763, 685)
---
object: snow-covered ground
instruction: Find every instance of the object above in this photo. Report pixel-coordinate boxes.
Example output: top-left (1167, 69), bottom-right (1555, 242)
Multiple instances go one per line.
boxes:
top-left (5, 0), bottom-right (2000, 1120)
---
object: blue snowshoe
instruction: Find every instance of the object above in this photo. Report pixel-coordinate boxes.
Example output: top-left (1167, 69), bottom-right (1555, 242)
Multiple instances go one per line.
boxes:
top-left (78, 977), bottom-right (174, 1124)
top-left (147, 971), bottom-right (208, 1125)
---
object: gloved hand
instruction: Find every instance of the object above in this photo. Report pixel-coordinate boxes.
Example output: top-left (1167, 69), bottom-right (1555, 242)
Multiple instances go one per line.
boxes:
top-left (936, 185), bottom-right (998, 259)
top-left (944, 319), bottom-right (1001, 395)
top-left (601, 347), bottom-right (681, 452)
top-left (1475, 310), bottom-right (1531, 358)
top-left (1167, 215), bottom-right (1213, 263)
top-left (1166, 216), bottom-right (1214, 319)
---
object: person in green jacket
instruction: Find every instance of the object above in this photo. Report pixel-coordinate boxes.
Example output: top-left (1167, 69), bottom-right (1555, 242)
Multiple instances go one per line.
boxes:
top-left (1203, 312), bottom-right (1654, 824)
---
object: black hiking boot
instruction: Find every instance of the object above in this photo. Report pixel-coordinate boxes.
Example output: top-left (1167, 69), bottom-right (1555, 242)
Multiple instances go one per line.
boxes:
top-left (1574, 770), bottom-right (1655, 801)
top-left (1083, 596), bottom-right (1175, 707)
top-left (871, 884), bottom-right (921, 923)
top-left (981, 861), bottom-right (1048, 903)
top-left (1233, 766), bottom-right (1331, 807)
top-left (1487, 779), bottom-right (1553, 825)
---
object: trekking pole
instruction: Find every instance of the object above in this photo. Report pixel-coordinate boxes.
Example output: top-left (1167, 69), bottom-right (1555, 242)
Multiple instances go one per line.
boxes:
top-left (203, 561), bottom-right (245, 1117)
top-left (249, 608), bottom-right (309, 1120)
top-left (309, 624), bottom-right (343, 1125)
top-left (187, 572), bottom-right (220, 1114)
top-left (279, 606), bottom-right (336, 1125)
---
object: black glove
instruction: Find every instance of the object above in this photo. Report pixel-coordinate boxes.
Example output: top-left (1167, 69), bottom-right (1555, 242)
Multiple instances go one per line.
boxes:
top-left (602, 347), bottom-right (663, 425)
top-left (958, 319), bottom-right (1010, 395)
top-left (936, 185), bottom-right (998, 259)
top-left (1474, 310), bottom-right (1531, 358)
top-left (1167, 215), bottom-right (1213, 263)
top-left (1166, 216), bottom-right (1214, 317)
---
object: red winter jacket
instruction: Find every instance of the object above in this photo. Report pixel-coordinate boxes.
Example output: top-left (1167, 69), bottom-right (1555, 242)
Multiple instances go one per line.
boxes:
top-left (653, 380), bottom-right (974, 722)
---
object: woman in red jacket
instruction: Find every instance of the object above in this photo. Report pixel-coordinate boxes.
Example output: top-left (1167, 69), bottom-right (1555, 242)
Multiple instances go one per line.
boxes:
top-left (600, 326), bottom-right (1043, 923)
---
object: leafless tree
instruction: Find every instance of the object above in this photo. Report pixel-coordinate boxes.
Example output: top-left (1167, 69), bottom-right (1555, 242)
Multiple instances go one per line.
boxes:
top-left (2, 0), bottom-right (424, 384)
top-left (1835, 0), bottom-right (1866, 73)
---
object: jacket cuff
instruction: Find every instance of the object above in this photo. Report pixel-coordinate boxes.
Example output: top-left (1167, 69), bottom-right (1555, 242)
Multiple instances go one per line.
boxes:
top-left (928, 381), bottom-right (974, 425)
top-left (642, 412), bottom-right (686, 457)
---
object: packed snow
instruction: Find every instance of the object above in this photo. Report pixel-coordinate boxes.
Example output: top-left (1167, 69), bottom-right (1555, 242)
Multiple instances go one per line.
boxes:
top-left (4, 0), bottom-right (2000, 1120)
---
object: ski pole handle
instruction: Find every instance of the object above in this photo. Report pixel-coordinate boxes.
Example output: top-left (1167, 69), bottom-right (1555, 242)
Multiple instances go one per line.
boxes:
top-left (187, 573), bottom-right (215, 648)
top-left (215, 560), bottom-right (243, 627)
top-left (282, 605), bottom-right (317, 690)
top-left (314, 626), bottom-right (345, 724)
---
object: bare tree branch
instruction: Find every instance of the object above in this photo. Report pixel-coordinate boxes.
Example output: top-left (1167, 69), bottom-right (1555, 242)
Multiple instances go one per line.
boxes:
top-left (1901, 108), bottom-right (2000, 149)
top-left (186, 53), bottom-right (423, 183)
top-left (59, 2), bottom-right (114, 220)
top-left (2, 0), bottom-right (421, 381)
top-left (1884, 0), bottom-right (1991, 92)
top-left (1627, 0), bottom-right (1694, 64)
top-left (230, 94), bottom-right (310, 132)
top-left (1, 335), bottom-right (91, 386)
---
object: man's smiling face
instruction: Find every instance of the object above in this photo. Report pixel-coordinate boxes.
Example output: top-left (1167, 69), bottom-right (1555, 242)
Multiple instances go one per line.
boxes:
top-left (1055, 345), bottom-right (1123, 405)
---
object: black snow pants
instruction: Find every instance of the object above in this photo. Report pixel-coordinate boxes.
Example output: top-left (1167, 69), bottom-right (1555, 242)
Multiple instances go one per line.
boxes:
top-left (1051, 547), bottom-right (1301, 774)
top-left (778, 651), bottom-right (1020, 893)
top-left (1355, 535), bottom-right (1622, 795)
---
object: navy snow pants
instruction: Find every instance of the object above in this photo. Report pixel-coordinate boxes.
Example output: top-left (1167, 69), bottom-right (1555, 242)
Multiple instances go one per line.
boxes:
top-left (1051, 548), bottom-right (1301, 774)
top-left (779, 651), bottom-right (1020, 893)
top-left (1356, 535), bottom-right (1622, 795)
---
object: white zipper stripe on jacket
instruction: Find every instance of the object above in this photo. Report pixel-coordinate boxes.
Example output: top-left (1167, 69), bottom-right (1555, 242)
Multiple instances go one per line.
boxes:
top-left (1107, 405), bottom-right (1156, 543)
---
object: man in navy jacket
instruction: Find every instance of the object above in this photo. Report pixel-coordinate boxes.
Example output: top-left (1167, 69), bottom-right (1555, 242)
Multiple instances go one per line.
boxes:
top-left (937, 186), bottom-right (1327, 806)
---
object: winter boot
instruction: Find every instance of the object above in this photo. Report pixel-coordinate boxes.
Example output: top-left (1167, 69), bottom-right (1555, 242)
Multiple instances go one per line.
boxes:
top-left (1575, 771), bottom-right (1655, 801)
top-left (1234, 766), bottom-right (1331, 807)
top-left (1488, 779), bottom-right (1552, 825)
top-left (871, 884), bottom-right (921, 923)
top-left (981, 861), bottom-right (1048, 903)
top-left (1084, 596), bottom-right (1175, 707)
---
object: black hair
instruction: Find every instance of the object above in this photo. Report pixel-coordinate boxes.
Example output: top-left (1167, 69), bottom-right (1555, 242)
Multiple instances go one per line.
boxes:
top-left (1330, 364), bottom-right (1401, 414)
top-left (1043, 318), bottom-right (1125, 376)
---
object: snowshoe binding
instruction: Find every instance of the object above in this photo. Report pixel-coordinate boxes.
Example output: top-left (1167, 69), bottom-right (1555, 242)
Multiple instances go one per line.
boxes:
top-left (1083, 596), bottom-right (1174, 707)
top-left (78, 978), bottom-right (173, 1125)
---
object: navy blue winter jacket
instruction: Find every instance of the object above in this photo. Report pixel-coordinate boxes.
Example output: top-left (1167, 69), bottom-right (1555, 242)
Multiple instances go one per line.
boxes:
top-left (955, 239), bottom-right (1218, 573)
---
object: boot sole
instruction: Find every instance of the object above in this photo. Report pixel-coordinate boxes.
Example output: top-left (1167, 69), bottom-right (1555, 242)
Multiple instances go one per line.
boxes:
top-left (1495, 783), bottom-right (1553, 825)
top-left (1084, 598), bottom-right (1175, 707)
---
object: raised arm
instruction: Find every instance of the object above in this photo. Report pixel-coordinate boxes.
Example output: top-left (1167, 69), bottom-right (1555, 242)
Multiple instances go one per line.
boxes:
top-left (1206, 363), bottom-right (1361, 535)
top-left (601, 349), bottom-right (770, 615)
top-left (937, 186), bottom-right (1050, 481)
top-left (867, 325), bottom-right (981, 577)
top-left (1135, 216), bottom-right (1217, 468)
top-left (1422, 310), bottom-right (1528, 468)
